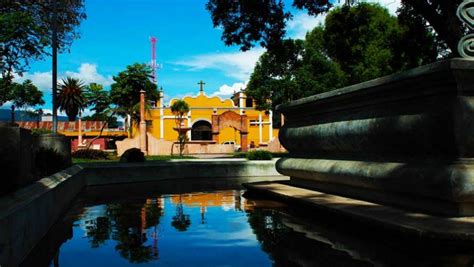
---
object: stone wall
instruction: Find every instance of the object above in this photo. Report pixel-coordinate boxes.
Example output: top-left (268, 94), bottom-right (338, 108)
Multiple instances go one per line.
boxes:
top-left (276, 59), bottom-right (474, 216)
top-left (0, 165), bottom-right (84, 266)
top-left (0, 124), bottom-right (72, 196)
top-left (0, 124), bottom-right (34, 195)
top-left (116, 133), bottom-right (235, 156)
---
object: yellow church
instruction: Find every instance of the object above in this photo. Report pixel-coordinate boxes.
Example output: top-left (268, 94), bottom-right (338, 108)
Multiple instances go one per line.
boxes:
top-left (119, 82), bottom-right (281, 155)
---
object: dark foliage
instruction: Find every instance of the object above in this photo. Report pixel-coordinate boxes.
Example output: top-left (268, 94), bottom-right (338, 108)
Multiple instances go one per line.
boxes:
top-left (0, 0), bottom-right (86, 82)
top-left (72, 149), bottom-right (110, 160)
top-left (35, 147), bottom-right (70, 177)
top-left (246, 150), bottom-right (273, 160)
top-left (206, 0), bottom-right (291, 51)
top-left (120, 148), bottom-right (145, 163)
top-left (206, 0), bottom-right (462, 56)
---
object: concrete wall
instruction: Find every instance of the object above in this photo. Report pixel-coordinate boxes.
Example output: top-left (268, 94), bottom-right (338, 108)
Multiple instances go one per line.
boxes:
top-left (0, 165), bottom-right (84, 267)
top-left (80, 159), bottom-right (284, 186)
top-left (0, 124), bottom-right (35, 195)
top-left (276, 58), bottom-right (474, 216)
top-left (117, 133), bottom-right (236, 156)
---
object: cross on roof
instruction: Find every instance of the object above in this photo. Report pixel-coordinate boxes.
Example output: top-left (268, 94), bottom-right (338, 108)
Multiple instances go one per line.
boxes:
top-left (198, 80), bottom-right (206, 92)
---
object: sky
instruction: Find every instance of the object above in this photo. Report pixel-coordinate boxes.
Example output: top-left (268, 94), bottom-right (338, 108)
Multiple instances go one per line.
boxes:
top-left (13, 0), bottom-right (401, 114)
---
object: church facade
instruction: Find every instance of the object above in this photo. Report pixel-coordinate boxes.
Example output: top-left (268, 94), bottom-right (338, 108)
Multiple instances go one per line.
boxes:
top-left (143, 85), bottom-right (278, 152)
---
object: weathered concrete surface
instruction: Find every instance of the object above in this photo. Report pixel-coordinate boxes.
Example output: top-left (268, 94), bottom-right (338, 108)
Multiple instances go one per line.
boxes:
top-left (0, 124), bottom-right (35, 195)
top-left (0, 165), bottom-right (84, 267)
top-left (276, 58), bottom-right (474, 216)
top-left (244, 182), bottom-right (474, 241)
top-left (80, 159), bottom-right (286, 186)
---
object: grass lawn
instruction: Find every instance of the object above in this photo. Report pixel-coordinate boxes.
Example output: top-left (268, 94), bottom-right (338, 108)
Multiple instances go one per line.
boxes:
top-left (72, 154), bottom-right (196, 164)
top-left (232, 151), bottom-right (288, 158)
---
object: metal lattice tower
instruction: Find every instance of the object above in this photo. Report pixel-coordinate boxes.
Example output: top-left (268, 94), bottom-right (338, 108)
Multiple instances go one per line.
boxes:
top-left (150, 37), bottom-right (157, 84)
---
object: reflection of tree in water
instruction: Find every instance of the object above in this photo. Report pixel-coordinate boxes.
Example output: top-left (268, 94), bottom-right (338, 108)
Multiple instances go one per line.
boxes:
top-left (246, 208), bottom-right (370, 267)
top-left (84, 200), bottom-right (163, 263)
top-left (171, 195), bottom-right (191, 232)
top-left (85, 216), bottom-right (111, 248)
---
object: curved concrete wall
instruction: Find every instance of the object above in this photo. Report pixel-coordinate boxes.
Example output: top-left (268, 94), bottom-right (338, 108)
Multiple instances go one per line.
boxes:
top-left (276, 59), bottom-right (474, 216)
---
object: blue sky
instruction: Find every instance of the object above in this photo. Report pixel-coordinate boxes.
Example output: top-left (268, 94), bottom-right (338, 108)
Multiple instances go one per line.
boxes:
top-left (13, 0), bottom-right (400, 114)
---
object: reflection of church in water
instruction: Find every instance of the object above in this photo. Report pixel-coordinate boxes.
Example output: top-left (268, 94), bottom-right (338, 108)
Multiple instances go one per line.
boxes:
top-left (137, 191), bottom-right (251, 258)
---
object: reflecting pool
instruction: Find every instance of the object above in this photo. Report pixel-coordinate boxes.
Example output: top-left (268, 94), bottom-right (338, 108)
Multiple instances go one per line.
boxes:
top-left (21, 179), bottom-right (474, 267)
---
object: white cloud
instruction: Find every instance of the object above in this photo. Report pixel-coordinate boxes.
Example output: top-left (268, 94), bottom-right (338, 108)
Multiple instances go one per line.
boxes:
top-left (211, 82), bottom-right (247, 98)
top-left (374, 0), bottom-right (401, 15)
top-left (287, 12), bottom-right (326, 40)
top-left (174, 48), bottom-right (265, 81)
top-left (14, 63), bottom-right (113, 93)
top-left (14, 71), bottom-right (53, 93)
top-left (64, 63), bottom-right (113, 86)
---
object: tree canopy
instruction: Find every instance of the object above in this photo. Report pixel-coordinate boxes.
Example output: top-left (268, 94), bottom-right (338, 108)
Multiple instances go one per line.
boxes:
top-left (85, 83), bottom-right (111, 114)
top-left (246, 3), bottom-right (438, 114)
top-left (11, 79), bottom-right (44, 110)
top-left (206, 0), bottom-right (464, 56)
top-left (0, 78), bottom-right (44, 109)
top-left (82, 82), bottom-right (118, 128)
top-left (0, 0), bottom-right (86, 81)
top-left (110, 63), bottom-right (159, 131)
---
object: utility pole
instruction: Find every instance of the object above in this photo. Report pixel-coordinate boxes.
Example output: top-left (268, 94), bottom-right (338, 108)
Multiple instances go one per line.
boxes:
top-left (52, 0), bottom-right (58, 134)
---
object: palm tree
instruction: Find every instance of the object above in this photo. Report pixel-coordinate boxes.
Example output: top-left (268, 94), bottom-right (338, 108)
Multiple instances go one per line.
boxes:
top-left (58, 77), bottom-right (86, 121)
top-left (171, 100), bottom-right (190, 156)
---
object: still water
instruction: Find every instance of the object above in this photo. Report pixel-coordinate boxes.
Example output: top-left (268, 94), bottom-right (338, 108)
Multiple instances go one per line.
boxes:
top-left (22, 179), bottom-right (474, 267)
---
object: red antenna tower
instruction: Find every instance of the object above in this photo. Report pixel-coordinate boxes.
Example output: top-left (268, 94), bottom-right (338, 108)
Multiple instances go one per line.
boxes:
top-left (150, 36), bottom-right (157, 84)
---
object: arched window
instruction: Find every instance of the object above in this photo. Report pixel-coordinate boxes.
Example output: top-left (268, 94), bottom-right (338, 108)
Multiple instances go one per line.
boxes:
top-left (191, 120), bottom-right (212, 141)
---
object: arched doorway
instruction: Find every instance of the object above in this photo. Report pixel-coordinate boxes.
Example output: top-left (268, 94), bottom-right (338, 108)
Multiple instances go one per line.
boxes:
top-left (212, 110), bottom-right (248, 151)
top-left (191, 120), bottom-right (212, 141)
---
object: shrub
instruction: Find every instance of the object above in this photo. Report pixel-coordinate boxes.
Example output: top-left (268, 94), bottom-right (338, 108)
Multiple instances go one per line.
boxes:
top-left (35, 147), bottom-right (70, 177)
top-left (72, 149), bottom-right (110, 159)
top-left (120, 148), bottom-right (145, 163)
top-left (246, 150), bottom-right (273, 160)
top-left (31, 128), bottom-right (52, 136)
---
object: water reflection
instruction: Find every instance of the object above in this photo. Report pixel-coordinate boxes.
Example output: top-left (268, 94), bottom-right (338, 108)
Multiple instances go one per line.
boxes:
top-left (21, 188), bottom-right (474, 267)
top-left (171, 195), bottom-right (191, 231)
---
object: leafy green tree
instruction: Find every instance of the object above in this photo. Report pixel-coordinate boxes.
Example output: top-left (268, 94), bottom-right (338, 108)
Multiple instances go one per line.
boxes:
top-left (206, 0), bottom-right (291, 51)
top-left (58, 77), bottom-right (86, 121)
top-left (11, 79), bottom-right (44, 110)
top-left (323, 3), bottom-right (437, 84)
top-left (246, 3), bottom-right (438, 113)
top-left (85, 83), bottom-right (111, 114)
top-left (171, 99), bottom-right (190, 157)
top-left (110, 63), bottom-right (159, 135)
top-left (403, 0), bottom-right (464, 56)
top-left (206, 0), bottom-right (461, 56)
top-left (246, 40), bottom-right (305, 111)
top-left (393, 3), bottom-right (441, 66)
top-left (0, 1), bottom-right (86, 82)
top-left (82, 82), bottom-right (119, 127)
top-left (0, 79), bottom-right (13, 106)
top-left (324, 4), bottom-right (396, 84)
top-left (246, 34), bottom-right (346, 115)
top-left (6, 79), bottom-right (44, 123)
